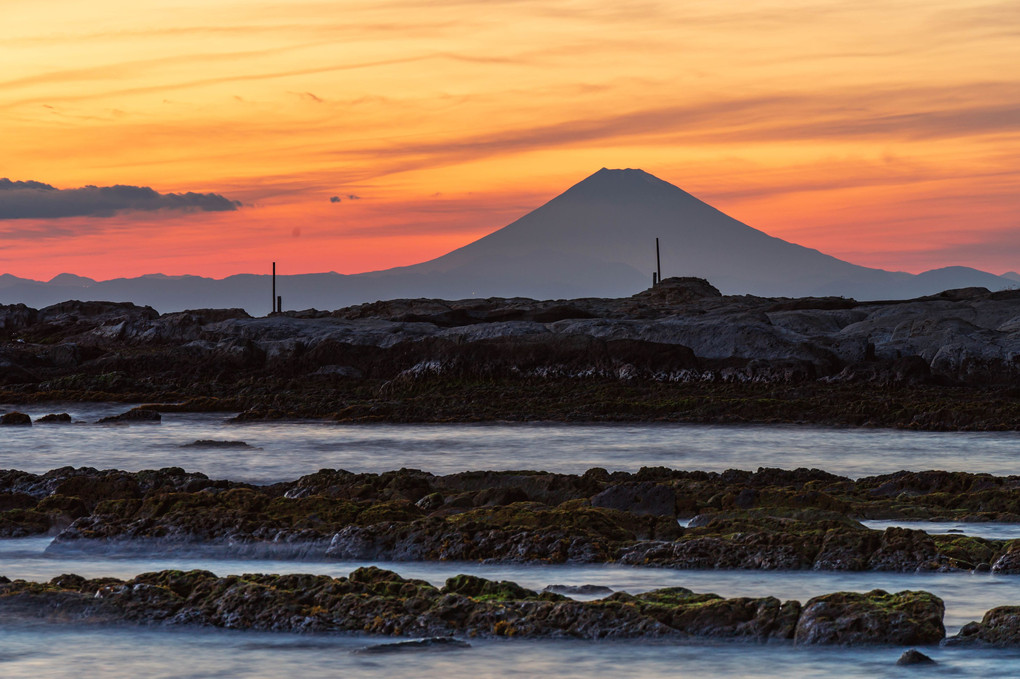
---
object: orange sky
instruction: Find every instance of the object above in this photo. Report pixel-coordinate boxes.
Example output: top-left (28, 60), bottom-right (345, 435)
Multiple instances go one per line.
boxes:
top-left (2, 0), bottom-right (1018, 280)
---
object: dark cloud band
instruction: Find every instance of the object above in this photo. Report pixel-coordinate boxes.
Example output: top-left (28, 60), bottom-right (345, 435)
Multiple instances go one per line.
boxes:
top-left (0, 179), bottom-right (240, 219)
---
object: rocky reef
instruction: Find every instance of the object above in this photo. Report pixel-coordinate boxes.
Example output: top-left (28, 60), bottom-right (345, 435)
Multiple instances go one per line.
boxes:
top-left (2, 279), bottom-right (1020, 428)
top-left (947, 606), bottom-right (1020, 646)
top-left (0, 566), bottom-right (946, 645)
top-left (3, 465), bottom-right (1020, 572)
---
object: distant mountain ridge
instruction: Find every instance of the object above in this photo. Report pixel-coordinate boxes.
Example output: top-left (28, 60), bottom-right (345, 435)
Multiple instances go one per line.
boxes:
top-left (1, 168), bottom-right (1015, 314)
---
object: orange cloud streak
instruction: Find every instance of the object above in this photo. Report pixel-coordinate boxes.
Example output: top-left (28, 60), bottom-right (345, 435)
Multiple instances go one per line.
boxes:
top-left (2, 0), bottom-right (1018, 280)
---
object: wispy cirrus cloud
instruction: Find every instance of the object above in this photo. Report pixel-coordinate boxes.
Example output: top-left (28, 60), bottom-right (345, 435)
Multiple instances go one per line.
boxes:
top-left (328, 84), bottom-right (1020, 172)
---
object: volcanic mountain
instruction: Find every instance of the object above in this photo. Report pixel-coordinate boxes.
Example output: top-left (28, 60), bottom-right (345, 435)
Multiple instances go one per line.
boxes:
top-left (1, 168), bottom-right (1014, 313)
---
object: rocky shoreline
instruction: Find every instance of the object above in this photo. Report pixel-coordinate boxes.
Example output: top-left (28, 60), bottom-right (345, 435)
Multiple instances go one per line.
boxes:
top-left (0, 567), bottom-right (952, 646)
top-left (4, 464), bottom-right (1020, 647)
top-left (3, 565), bottom-right (1018, 647)
top-left (5, 465), bottom-right (1020, 573)
top-left (5, 462), bottom-right (1020, 648)
top-left (3, 279), bottom-right (1020, 429)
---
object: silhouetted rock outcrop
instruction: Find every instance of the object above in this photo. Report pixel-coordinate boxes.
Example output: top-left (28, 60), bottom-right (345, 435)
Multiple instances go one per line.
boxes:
top-left (3, 283), bottom-right (1020, 401)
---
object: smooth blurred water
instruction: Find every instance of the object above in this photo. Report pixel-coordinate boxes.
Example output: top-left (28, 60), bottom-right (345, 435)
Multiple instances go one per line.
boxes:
top-left (2, 403), bottom-right (1019, 482)
top-left (5, 403), bottom-right (1020, 677)
top-left (860, 520), bottom-right (1020, 540)
top-left (1, 623), bottom-right (1018, 679)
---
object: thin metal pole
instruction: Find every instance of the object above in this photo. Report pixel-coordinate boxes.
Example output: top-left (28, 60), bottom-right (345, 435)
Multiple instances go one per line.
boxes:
top-left (655, 238), bottom-right (661, 284)
top-left (272, 262), bottom-right (276, 315)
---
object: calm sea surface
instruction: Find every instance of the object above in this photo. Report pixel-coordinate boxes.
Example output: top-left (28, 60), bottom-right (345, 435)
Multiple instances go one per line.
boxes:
top-left (4, 625), bottom-right (1017, 679)
top-left (2, 403), bottom-right (1020, 677)
top-left (1, 402), bottom-right (1018, 482)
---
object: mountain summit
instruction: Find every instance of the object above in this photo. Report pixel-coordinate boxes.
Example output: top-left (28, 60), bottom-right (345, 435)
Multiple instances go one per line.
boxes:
top-left (401, 168), bottom-right (1009, 299)
top-left (1, 168), bottom-right (1015, 312)
top-left (411, 168), bottom-right (854, 296)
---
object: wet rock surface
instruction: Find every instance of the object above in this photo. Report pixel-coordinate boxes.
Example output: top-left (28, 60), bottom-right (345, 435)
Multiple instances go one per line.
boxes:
top-left (354, 637), bottom-right (472, 653)
top-left (1, 466), bottom-right (1017, 570)
top-left (544, 584), bottom-right (614, 596)
top-left (179, 440), bottom-right (252, 448)
top-left (35, 412), bottom-right (72, 423)
top-left (896, 649), bottom-right (937, 665)
top-left (3, 282), bottom-right (1020, 429)
top-left (97, 407), bottom-right (161, 424)
top-left (945, 607), bottom-right (1020, 646)
top-left (0, 567), bottom-right (941, 645)
top-left (793, 590), bottom-right (945, 646)
top-left (0, 411), bottom-right (32, 425)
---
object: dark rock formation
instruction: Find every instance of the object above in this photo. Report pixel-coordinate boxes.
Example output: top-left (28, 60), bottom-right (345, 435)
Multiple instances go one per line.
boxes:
top-left (2, 286), bottom-right (1020, 429)
top-left (97, 408), bottom-right (161, 424)
top-left (0, 411), bottom-right (31, 425)
top-left (896, 649), bottom-right (937, 665)
top-left (793, 590), bottom-right (945, 646)
top-left (354, 637), bottom-right (471, 653)
top-left (0, 567), bottom-right (940, 645)
top-left (35, 413), bottom-right (72, 423)
top-left (991, 544), bottom-right (1020, 573)
top-left (591, 482), bottom-right (677, 517)
top-left (945, 607), bottom-right (1020, 646)
top-left (544, 584), bottom-right (614, 596)
top-left (179, 440), bottom-right (251, 448)
top-left (0, 465), bottom-right (1015, 571)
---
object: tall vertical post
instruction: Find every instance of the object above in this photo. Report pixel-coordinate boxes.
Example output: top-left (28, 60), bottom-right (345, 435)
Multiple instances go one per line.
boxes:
top-left (272, 262), bottom-right (276, 315)
top-left (655, 238), bottom-right (661, 285)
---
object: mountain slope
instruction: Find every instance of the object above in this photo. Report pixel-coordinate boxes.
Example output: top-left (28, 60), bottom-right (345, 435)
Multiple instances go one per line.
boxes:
top-left (0, 168), bottom-right (1015, 313)
top-left (407, 168), bottom-right (898, 296)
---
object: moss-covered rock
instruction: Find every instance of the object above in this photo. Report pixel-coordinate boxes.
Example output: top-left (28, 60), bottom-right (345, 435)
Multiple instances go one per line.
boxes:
top-left (0, 465), bottom-right (1010, 571)
top-left (991, 541), bottom-right (1020, 573)
top-left (0, 568), bottom-right (908, 644)
top-left (441, 574), bottom-right (540, 601)
top-left (0, 508), bottom-right (50, 537)
top-left (794, 590), bottom-right (945, 646)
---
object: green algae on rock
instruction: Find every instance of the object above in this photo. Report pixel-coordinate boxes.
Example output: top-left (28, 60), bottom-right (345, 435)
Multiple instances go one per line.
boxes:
top-left (0, 568), bottom-right (945, 645)
top-left (794, 590), bottom-right (945, 646)
top-left (0, 466), bottom-right (1014, 571)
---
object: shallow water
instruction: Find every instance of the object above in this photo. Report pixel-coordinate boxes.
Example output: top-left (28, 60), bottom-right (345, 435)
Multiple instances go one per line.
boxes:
top-left (4, 403), bottom-right (1020, 677)
top-left (2, 403), bottom-right (1020, 482)
top-left (0, 536), bottom-right (1011, 634)
top-left (2, 624), bottom-right (1013, 679)
top-left (860, 520), bottom-right (1020, 540)
top-left (680, 517), bottom-right (1020, 540)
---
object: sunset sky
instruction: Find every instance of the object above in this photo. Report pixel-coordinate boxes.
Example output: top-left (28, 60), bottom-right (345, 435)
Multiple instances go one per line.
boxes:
top-left (3, 0), bottom-right (1018, 280)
